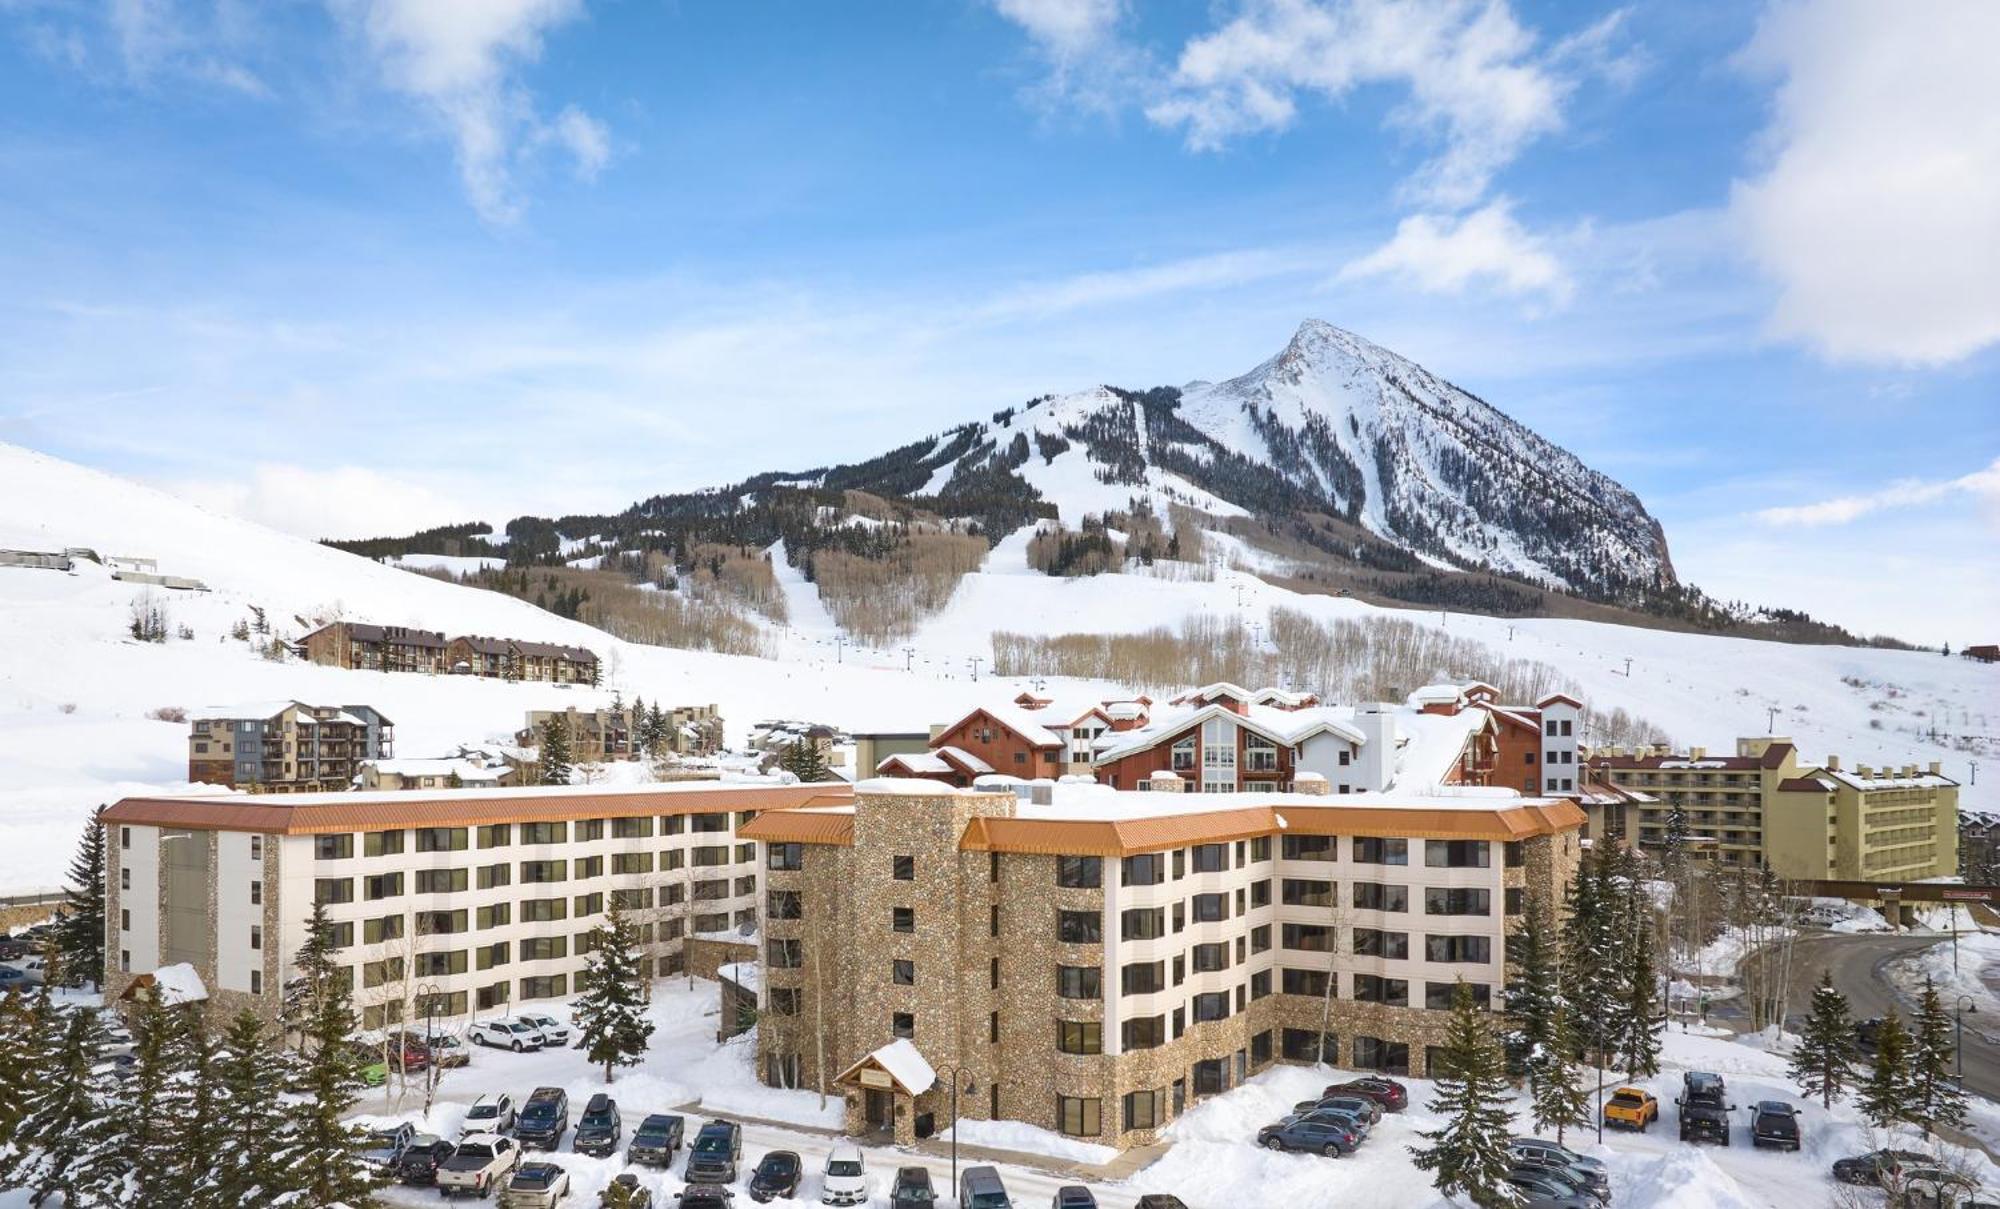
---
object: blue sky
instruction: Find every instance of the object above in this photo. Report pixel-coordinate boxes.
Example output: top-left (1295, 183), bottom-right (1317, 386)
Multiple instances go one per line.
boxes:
top-left (0, 0), bottom-right (1995, 643)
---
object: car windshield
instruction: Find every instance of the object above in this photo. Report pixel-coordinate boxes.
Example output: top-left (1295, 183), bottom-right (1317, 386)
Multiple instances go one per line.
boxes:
top-left (637, 1125), bottom-right (673, 1140)
top-left (583, 1109), bottom-right (614, 1125)
top-left (761, 1156), bottom-right (798, 1175)
top-left (828, 1159), bottom-right (862, 1177)
top-left (509, 1023), bottom-right (535, 1033)
top-left (968, 1194), bottom-right (1010, 1209)
top-left (693, 1134), bottom-right (730, 1153)
top-left (1610, 1092), bottom-right (1644, 1106)
top-left (458, 1143), bottom-right (495, 1159)
top-left (522, 1104), bottom-right (557, 1121)
top-left (467, 1105), bottom-right (499, 1119)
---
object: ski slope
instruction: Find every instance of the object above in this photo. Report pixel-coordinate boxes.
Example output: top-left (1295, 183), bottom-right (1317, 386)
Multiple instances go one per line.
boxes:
top-left (0, 440), bottom-right (1989, 893)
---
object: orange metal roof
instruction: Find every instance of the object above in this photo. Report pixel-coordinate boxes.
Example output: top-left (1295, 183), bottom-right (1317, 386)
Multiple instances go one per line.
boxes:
top-left (100, 783), bottom-right (853, 835)
top-left (738, 810), bottom-right (858, 846)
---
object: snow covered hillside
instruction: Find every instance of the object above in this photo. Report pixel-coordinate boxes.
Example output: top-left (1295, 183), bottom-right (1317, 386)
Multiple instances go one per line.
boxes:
top-left (0, 440), bottom-right (1990, 894)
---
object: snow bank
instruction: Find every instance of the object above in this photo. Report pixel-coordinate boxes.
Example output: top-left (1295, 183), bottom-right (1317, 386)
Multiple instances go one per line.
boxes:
top-left (938, 1117), bottom-right (1116, 1165)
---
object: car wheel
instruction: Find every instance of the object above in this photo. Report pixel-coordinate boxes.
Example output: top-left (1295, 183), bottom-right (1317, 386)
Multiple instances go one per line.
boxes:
top-left (1264, 1137), bottom-right (1285, 1150)
top-left (1323, 1144), bottom-right (1341, 1158)
top-left (511, 1040), bottom-right (523, 1052)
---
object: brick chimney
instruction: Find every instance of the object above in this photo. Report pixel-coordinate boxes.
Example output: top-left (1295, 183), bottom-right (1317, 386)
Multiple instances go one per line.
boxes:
top-left (1824, 754), bottom-right (1839, 771)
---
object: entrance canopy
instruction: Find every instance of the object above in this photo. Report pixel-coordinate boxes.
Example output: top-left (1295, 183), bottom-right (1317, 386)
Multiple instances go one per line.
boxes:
top-left (833, 1038), bottom-right (936, 1097)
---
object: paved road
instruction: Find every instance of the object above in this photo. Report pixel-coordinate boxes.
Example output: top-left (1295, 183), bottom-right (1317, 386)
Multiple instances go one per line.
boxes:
top-left (1769, 931), bottom-right (2000, 1101)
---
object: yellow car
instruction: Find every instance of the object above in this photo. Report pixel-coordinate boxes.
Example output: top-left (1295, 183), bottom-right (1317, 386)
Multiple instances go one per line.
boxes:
top-left (1603, 1086), bottom-right (1659, 1131)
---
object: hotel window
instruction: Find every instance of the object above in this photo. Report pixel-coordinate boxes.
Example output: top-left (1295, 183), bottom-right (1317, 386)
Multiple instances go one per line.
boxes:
top-left (892, 1012), bottom-right (915, 1039)
top-left (415, 868), bottom-right (468, 894)
top-left (415, 827), bottom-right (467, 853)
top-left (1250, 835), bottom-right (1272, 863)
top-left (1282, 1028), bottom-right (1338, 1062)
top-left (363, 957), bottom-right (406, 988)
top-left (574, 819), bottom-right (605, 842)
top-left (248, 880), bottom-right (260, 905)
top-left (693, 878), bottom-right (730, 902)
top-left (661, 815), bottom-right (685, 836)
top-left (1424, 887), bottom-right (1491, 916)
top-left (1058, 910), bottom-right (1103, 944)
top-left (519, 860), bottom-right (567, 884)
top-left (1244, 734), bottom-right (1279, 773)
top-left (1352, 882), bottom-right (1408, 912)
top-left (737, 843), bottom-right (755, 863)
top-left (613, 852), bottom-right (653, 875)
top-left (121, 827), bottom-right (130, 850)
top-left (477, 904), bottom-right (511, 930)
top-left (769, 988), bottom-right (801, 1016)
top-left (249, 970), bottom-right (262, 995)
top-left (1057, 966), bottom-right (1102, 999)
top-left (521, 821), bottom-right (565, 845)
top-left (576, 855), bottom-right (603, 879)
top-left (1282, 878), bottom-right (1333, 907)
top-left (1056, 855), bottom-right (1102, 888)
top-left (1353, 975), bottom-right (1409, 1006)
top-left (1057, 1096), bottom-right (1101, 1137)
top-left (1200, 718), bottom-right (1238, 790)
top-left (519, 975), bottom-right (566, 1000)
top-left (768, 890), bottom-right (803, 920)
top-left (1353, 928), bottom-right (1409, 959)
top-left (1123, 1090), bottom-right (1160, 1131)
top-left (891, 907), bottom-right (915, 933)
top-left (662, 850), bottom-right (685, 872)
top-left (1120, 907), bottom-right (1165, 941)
top-left (892, 855), bottom-right (915, 881)
top-left (1121, 961), bottom-right (1166, 995)
top-left (1427, 981), bottom-right (1492, 1011)
top-left (613, 817), bottom-right (653, 840)
top-left (364, 830), bottom-right (405, 857)
top-left (477, 863), bottom-right (511, 890)
top-left (694, 912), bottom-right (730, 932)
top-left (1281, 923), bottom-right (1332, 952)
top-left (477, 942), bottom-right (511, 971)
top-left (1191, 893), bottom-right (1227, 923)
top-left (1425, 840), bottom-right (1490, 869)
top-left (419, 909), bottom-right (468, 935)
top-left (1191, 942), bottom-right (1229, 973)
top-left (1170, 736), bottom-right (1197, 772)
top-left (521, 936), bottom-right (567, 962)
top-left (314, 877), bottom-right (354, 905)
top-left (692, 845), bottom-right (730, 867)
top-left (1191, 992), bottom-right (1230, 1023)
top-left (1425, 935), bottom-right (1493, 964)
top-left (1505, 888), bottom-right (1524, 916)
top-left (314, 834), bottom-right (353, 860)
top-left (1191, 844), bottom-right (1228, 873)
top-left (325, 922), bottom-right (355, 948)
top-left (1505, 841), bottom-right (1524, 867)
top-left (573, 892), bottom-right (604, 918)
top-left (1281, 968), bottom-right (1329, 997)
top-left (120, 908), bottom-right (130, 932)
top-left (249, 835), bottom-right (262, 860)
top-left (1251, 878), bottom-right (1272, 909)
top-left (363, 915), bottom-right (405, 944)
top-left (1353, 837), bottom-right (1408, 865)
top-left (1280, 835), bottom-right (1335, 861)
top-left (1056, 1022), bottom-right (1102, 1056)
top-left (520, 897), bottom-right (567, 923)
top-left (767, 938), bottom-right (803, 968)
top-left (892, 959), bottom-right (915, 985)
top-left (692, 812), bottom-right (729, 833)
top-left (1121, 1016), bottom-right (1166, 1050)
top-left (1354, 1036), bottom-right (1410, 1075)
top-left (1121, 853), bottom-right (1165, 886)
top-left (614, 888), bottom-right (655, 912)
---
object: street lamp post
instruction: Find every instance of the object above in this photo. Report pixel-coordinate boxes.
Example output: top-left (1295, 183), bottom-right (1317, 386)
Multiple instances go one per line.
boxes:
top-left (418, 980), bottom-right (443, 1117)
top-left (941, 1062), bottom-right (977, 1196)
top-left (1957, 994), bottom-right (1977, 1088)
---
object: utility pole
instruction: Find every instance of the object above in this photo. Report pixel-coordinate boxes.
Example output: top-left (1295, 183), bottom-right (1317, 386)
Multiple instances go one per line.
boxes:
top-left (835, 636), bottom-right (847, 664)
top-left (902, 647), bottom-right (915, 672)
top-left (1622, 657), bottom-right (1633, 678)
top-left (1766, 706), bottom-right (1779, 734)
top-left (967, 656), bottom-right (983, 682)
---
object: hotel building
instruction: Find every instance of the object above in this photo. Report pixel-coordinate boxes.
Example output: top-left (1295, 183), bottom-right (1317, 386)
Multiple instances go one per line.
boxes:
top-left (741, 781), bottom-right (1583, 1150)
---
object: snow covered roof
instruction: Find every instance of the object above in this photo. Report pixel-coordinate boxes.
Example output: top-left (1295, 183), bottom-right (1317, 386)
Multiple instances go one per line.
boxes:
top-left (837, 1038), bottom-right (936, 1097)
top-left (150, 963), bottom-right (207, 1006)
top-left (717, 961), bottom-right (760, 994)
top-left (936, 703), bottom-right (1067, 749)
top-left (1092, 701), bottom-right (1368, 764)
top-left (1410, 683), bottom-right (1467, 706)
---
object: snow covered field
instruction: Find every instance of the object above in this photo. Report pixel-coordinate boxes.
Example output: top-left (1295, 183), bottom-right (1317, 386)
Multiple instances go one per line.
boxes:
top-left (332, 977), bottom-right (2000, 1209)
top-left (1, 439), bottom-right (1991, 894)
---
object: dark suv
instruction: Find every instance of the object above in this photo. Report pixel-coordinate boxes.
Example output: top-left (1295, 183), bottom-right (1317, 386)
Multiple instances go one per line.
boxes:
top-left (684, 1120), bottom-right (743, 1184)
top-left (1677, 1072), bottom-right (1734, 1145)
top-left (573, 1093), bottom-right (623, 1157)
top-left (628, 1113), bottom-right (685, 1167)
top-left (890, 1166), bottom-right (937, 1208)
top-left (1751, 1100), bottom-right (1801, 1151)
top-left (515, 1086), bottom-right (571, 1151)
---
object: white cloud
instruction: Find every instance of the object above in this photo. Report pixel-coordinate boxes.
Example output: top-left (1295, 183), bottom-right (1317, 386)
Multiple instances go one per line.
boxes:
top-left (1338, 200), bottom-right (1570, 301)
top-left (169, 464), bottom-right (490, 540)
top-left (1730, 0), bottom-right (2000, 365)
top-left (993, 0), bottom-right (1122, 58)
top-left (990, 0), bottom-right (1144, 113)
top-left (1755, 457), bottom-right (2000, 528)
top-left (335, 0), bottom-right (605, 223)
top-left (1146, 0), bottom-right (1577, 209)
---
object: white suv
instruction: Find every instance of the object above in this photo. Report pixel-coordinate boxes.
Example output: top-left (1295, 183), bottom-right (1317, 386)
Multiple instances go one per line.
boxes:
top-left (470, 1019), bottom-right (545, 1052)
top-left (516, 1012), bottom-right (571, 1048)
top-left (821, 1143), bottom-right (868, 1206)
top-left (462, 1093), bottom-right (518, 1137)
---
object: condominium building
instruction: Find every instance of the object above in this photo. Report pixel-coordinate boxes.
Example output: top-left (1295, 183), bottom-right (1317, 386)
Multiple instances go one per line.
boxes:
top-left (99, 781), bottom-right (851, 1028)
top-left (187, 702), bottom-right (395, 792)
top-left (740, 781), bottom-right (1583, 1150)
top-left (299, 622), bottom-right (448, 674)
top-left (1586, 736), bottom-right (1959, 881)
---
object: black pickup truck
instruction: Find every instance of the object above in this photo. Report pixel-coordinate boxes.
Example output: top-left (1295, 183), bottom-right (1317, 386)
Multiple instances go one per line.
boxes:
top-left (1677, 1071), bottom-right (1735, 1145)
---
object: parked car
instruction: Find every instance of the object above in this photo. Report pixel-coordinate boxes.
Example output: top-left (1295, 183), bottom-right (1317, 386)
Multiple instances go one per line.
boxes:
top-left (1282, 1106), bottom-right (1371, 1137)
top-left (359, 1122), bottom-right (415, 1171)
top-left (1326, 1077), bottom-right (1408, 1112)
top-left (748, 1150), bottom-right (803, 1202)
top-left (628, 1113), bottom-right (685, 1167)
top-left (1750, 1100), bottom-right (1801, 1151)
top-left (600, 1173), bottom-right (653, 1209)
top-left (1888, 1167), bottom-right (1983, 1208)
top-left (676, 1188), bottom-right (735, 1209)
top-left (890, 1165), bottom-right (937, 1208)
top-left (958, 1166), bottom-right (1013, 1209)
top-left (1257, 1117), bottom-right (1358, 1156)
top-left (499, 1160), bottom-right (572, 1209)
top-left (1677, 1072), bottom-right (1734, 1145)
top-left (0, 936), bottom-right (32, 961)
top-left (471, 1018), bottom-right (547, 1051)
top-left (572, 1094), bottom-right (622, 1158)
top-left (1294, 1094), bottom-right (1382, 1125)
top-left (428, 1033), bottom-right (471, 1069)
top-left (1506, 1171), bottom-right (1597, 1209)
top-left (1133, 1199), bottom-right (1189, 1209)
top-left (437, 1133), bottom-right (522, 1199)
top-left (685, 1120), bottom-right (743, 1184)
top-left (515, 1087), bottom-right (571, 1151)
top-left (1833, 1148), bottom-right (1933, 1186)
top-left (393, 1134), bottom-right (458, 1185)
top-left (462, 1093), bottom-right (518, 1137)
top-left (0, 965), bottom-right (33, 990)
top-left (516, 1011), bottom-right (572, 1048)
top-left (1515, 1162), bottom-right (1604, 1204)
top-left (379, 1033), bottom-right (431, 1072)
top-left (349, 1044), bottom-right (389, 1088)
top-left (1856, 1017), bottom-right (1884, 1055)
top-left (1602, 1086), bottom-right (1658, 1131)
top-left (1053, 1188), bottom-right (1098, 1208)
top-left (1510, 1138), bottom-right (1609, 1199)
top-left (821, 1144), bottom-right (868, 1206)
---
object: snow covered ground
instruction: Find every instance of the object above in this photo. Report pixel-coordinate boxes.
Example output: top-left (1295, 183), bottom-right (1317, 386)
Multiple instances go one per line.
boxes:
top-left (1889, 931), bottom-right (2000, 1031)
top-left (335, 978), bottom-right (2000, 1209)
top-left (1, 438), bottom-right (1991, 894)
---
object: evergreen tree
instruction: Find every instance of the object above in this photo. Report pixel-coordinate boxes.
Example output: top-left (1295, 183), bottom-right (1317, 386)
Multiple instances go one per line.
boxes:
top-left (1561, 855), bottom-right (1620, 1068)
top-left (208, 1011), bottom-right (292, 1206)
top-left (1661, 803), bottom-right (1690, 878)
top-left (647, 703), bottom-right (669, 759)
top-left (282, 900), bottom-right (341, 1049)
top-left (55, 806), bottom-right (107, 988)
top-left (0, 984), bottom-right (55, 1153)
top-left (4, 1002), bottom-right (120, 1205)
top-left (1615, 894), bottom-right (1664, 1079)
top-left (1910, 978), bottom-right (1970, 1135)
top-left (1409, 981), bottom-right (1521, 1207)
top-left (275, 905), bottom-right (381, 1207)
top-left (538, 716), bottom-right (574, 786)
top-left (164, 1003), bottom-right (224, 1207)
top-left (1503, 897), bottom-right (1560, 1080)
top-left (110, 995), bottom-right (183, 1200)
top-left (778, 738), bottom-right (832, 783)
top-left (1529, 996), bottom-right (1591, 1147)
top-left (1858, 1010), bottom-right (1915, 1131)
top-left (1788, 971), bottom-right (1856, 1109)
top-left (574, 905), bottom-right (656, 1082)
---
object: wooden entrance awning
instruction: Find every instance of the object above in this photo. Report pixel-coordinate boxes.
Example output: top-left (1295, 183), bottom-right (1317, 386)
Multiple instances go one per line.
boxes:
top-left (832, 1039), bottom-right (936, 1097)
